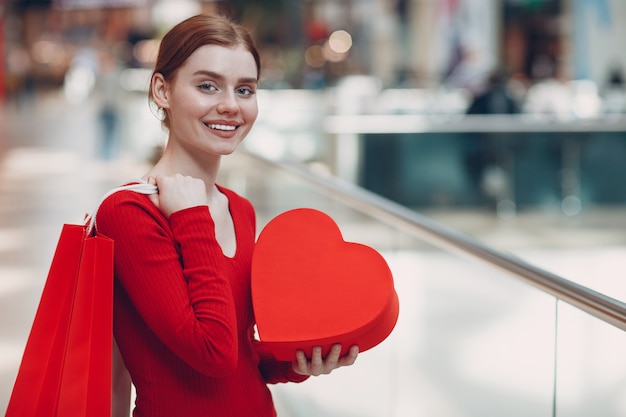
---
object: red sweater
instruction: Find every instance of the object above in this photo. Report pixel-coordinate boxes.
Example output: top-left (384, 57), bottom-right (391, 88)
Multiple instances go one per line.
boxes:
top-left (97, 185), bottom-right (308, 417)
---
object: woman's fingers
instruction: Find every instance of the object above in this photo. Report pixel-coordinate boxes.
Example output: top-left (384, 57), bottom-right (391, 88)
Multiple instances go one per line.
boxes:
top-left (309, 346), bottom-right (324, 376)
top-left (149, 174), bottom-right (207, 217)
top-left (338, 345), bottom-right (359, 367)
top-left (292, 344), bottom-right (359, 376)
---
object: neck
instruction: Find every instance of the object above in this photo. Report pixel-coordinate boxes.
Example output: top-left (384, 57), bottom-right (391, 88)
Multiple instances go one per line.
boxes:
top-left (143, 144), bottom-right (222, 193)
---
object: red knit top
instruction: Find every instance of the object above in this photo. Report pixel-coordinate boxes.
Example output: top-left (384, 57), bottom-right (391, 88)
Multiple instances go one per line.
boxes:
top-left (97, 185), bottom-right (308, 417)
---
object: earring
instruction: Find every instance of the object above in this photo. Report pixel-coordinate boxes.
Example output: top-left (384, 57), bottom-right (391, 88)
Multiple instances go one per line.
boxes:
top-left (156, 107), bottom-right (165, 121)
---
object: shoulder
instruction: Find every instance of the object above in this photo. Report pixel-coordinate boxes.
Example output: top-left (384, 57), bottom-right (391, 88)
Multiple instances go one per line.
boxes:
top-left (98, 187), bottom-right (157, 217)
top-left (95, 186), bottom-right (164, 236)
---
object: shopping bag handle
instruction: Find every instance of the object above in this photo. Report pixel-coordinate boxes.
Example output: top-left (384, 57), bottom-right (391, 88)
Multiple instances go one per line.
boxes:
top-left (86, 182), bottom-right (158, 236)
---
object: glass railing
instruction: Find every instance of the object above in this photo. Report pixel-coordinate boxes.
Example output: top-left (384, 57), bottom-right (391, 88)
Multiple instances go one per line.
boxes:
top-left (217, 150), bottom-right (626, 417)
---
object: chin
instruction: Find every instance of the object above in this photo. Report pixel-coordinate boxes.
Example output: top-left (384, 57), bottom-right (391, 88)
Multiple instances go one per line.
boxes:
top-left (215, 145), bottom-right (241, 156)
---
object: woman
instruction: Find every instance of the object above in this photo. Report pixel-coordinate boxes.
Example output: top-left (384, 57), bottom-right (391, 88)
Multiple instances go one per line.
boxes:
top-left (98, 13), bottom-right (358, 417)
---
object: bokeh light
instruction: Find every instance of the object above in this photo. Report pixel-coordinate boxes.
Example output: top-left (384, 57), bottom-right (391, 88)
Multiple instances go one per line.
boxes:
top-left (328, 30), bottom-right (352, 54)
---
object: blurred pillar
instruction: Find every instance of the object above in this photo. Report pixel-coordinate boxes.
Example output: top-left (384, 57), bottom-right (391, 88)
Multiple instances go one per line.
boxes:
top-left (407, 0), bottom-right (438, 86)
top-left (367, 0), bottom-right (401, 86)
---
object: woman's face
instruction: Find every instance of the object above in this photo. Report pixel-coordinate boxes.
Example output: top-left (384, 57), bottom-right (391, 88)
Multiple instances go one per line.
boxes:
top-left (155, 44), bottom-right (259, 157)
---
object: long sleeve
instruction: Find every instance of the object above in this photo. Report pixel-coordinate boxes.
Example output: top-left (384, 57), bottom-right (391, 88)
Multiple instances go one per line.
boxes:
top-left (98, 192), bottom-right (238, 376)
top-left (254, 339), bottom-right (309, 384)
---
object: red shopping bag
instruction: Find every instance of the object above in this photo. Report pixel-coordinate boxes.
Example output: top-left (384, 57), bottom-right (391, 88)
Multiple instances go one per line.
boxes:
top-left (5, 224), bottom-right (114, 417)
top-left (6, 182), bottom-right (155, 417)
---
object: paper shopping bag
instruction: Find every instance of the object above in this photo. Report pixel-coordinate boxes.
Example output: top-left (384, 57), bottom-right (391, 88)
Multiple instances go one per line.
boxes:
top-left (5, 224), bottom-right (114, 417)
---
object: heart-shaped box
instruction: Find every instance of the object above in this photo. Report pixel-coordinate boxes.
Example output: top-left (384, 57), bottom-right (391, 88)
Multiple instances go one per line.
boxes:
top-left (251, 208), bottom-right (399, 361)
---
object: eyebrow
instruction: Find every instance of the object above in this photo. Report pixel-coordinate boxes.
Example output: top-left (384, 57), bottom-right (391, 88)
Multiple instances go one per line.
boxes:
top-left (193, 70), bottom-right (258, 84)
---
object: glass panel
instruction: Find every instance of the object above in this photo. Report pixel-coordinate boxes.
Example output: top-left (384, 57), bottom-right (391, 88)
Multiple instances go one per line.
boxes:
top-left (238, 110), bottom-right (626, 417)
top-left (555, 302), bottom-right (626, 417)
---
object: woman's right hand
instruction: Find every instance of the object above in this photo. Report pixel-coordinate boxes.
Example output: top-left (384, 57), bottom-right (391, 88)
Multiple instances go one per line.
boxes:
top-left (147, 174), bottom-right (208, 217)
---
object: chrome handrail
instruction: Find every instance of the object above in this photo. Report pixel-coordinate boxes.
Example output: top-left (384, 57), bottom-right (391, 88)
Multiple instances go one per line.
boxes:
top-left (242, 149), bottom-right (626, 332)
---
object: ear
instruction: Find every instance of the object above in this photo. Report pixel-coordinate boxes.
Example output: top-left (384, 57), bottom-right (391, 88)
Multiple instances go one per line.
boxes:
top-left (151, 72), bottom-right (170, 109)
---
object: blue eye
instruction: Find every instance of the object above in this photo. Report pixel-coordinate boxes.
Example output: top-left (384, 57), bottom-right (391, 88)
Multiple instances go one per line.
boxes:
top-left (237, 87), bottom-right (256, 96)
top-left (199, 83), bottom-right (217, 92)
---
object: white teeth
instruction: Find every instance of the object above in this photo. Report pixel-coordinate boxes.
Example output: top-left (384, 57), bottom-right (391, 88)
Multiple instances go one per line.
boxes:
top-left (207, 124), bottom-right (236, 131)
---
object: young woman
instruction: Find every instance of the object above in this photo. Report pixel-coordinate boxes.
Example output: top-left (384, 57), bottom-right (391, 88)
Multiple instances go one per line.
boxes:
top-left (97, 14), bottom-right (358, 417)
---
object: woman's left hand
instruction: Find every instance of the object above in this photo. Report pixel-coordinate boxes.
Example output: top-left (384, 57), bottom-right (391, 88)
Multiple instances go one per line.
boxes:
top-left (292, 344), bottom-right (359, 376)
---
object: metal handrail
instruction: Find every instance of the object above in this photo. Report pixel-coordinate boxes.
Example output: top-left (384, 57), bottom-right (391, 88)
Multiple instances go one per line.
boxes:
top-left (242, 149), bottom-right (626, 332)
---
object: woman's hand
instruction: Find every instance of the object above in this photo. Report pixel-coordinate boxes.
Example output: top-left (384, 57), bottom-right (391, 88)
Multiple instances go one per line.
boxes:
top-left (292, 344), bottom-right (359, 376)
top-left (147, 174), bottom-right (208, 217)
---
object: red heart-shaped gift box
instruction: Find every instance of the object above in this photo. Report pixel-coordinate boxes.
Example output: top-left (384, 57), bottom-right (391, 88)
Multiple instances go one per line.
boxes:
top-left (251, 208), bottom-right (399, 361)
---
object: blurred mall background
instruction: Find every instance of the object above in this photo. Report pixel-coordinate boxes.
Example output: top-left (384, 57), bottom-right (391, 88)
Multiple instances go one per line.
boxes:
top-left (3, 0), bottom-right (626, 211)
top-left (1, 0), bottom-right (626, 416)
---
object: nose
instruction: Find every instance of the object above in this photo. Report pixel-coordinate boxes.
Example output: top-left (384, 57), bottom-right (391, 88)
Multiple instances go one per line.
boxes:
top-left (217, 91), bottom-right (239, 114)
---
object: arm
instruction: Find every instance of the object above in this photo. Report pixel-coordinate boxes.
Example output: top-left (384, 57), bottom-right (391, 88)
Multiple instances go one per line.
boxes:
top-left (98, 191), bottom-right (239, 376)
top-left (111, 337), bottom-right (131, 417)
